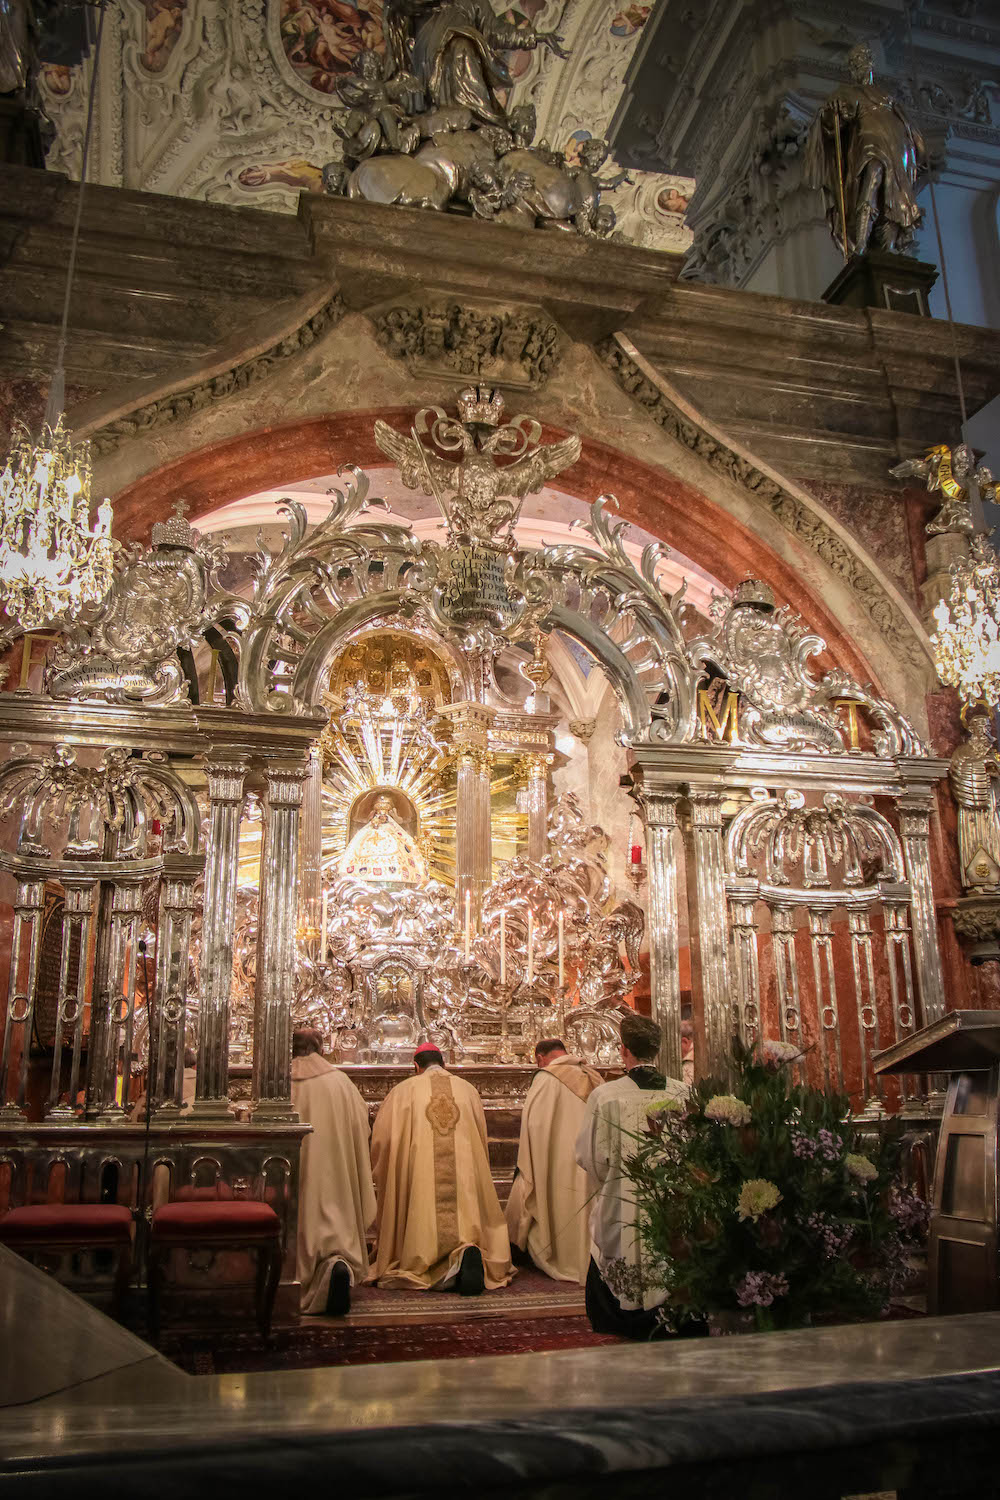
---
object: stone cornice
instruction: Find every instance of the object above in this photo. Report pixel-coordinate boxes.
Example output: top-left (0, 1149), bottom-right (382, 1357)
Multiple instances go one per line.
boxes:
top-left (599, 334), bottom-right (932, 674)
top-left (83, 290), bottom-right (345, 457)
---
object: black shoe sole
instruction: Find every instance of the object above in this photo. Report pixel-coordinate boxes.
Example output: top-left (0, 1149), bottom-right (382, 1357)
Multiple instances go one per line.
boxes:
top-left (455, 1247), bottom-right (485, 1297)
top-left (326, 1263), bottom-right (351, 1317)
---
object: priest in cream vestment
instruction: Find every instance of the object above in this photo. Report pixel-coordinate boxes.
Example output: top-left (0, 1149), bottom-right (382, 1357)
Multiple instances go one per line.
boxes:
top-left (506, 1038), bottom-right (603, 1284)
top-left (370, 1043), bottom-right (514, 1292)
top-left (291, 1029), bottom-right (376, 1315)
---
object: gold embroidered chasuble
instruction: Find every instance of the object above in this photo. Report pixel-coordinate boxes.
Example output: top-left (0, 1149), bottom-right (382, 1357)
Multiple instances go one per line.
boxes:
top-left (369, 1064), bottom-right (514, 1290)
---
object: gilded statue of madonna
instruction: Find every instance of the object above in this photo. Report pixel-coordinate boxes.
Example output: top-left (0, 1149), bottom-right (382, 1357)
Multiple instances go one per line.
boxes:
top-left (336, 794), bottom-right (428, 886)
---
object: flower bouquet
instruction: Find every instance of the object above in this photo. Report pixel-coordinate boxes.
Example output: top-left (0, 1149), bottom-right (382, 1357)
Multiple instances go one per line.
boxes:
top-left (622, 1038), bottom-right (928, 1333)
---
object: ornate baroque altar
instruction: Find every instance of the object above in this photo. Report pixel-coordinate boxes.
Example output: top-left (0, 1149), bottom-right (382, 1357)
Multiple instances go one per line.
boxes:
top-left (0, 388), bottom-right (950, 1290)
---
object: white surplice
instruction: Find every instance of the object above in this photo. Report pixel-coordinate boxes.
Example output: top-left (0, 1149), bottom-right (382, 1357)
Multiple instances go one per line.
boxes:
top-left (370, 1064), bottom-right (514, 1291)
top-left (291, 1052), bottom-right (376, 1313)
top-left (505, 1053), bottom-right (603, 1284)
top-left (575, 1072), bottom-right (687, 1311)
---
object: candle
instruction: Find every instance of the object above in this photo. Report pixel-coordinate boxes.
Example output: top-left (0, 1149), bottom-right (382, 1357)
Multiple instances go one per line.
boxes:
top-left (500, 910), bottom-right (506, 986)
top-left (320, 888), bottom-right (328, 963)
top-left (464, 889), bottom-right (471, 960)
top-left (558, 910), bottom-right (564, 989)
top-left (527, 910), bottom-right (534, 984)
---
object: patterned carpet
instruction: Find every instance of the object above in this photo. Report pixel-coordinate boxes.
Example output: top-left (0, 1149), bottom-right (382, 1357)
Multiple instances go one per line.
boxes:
top-left (162, 1311), bottom-right (621, 1375)
top-left (156, 1267), bottom-right (614, 1374)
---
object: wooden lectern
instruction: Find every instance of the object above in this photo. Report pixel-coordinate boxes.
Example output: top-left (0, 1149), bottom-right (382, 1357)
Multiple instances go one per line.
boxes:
top-left (874, 1011), bottom-right (1000, 1316)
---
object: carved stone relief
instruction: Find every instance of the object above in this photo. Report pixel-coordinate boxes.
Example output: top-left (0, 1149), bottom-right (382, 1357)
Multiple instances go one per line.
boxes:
top-left (370, 300), bottom-right (561, 388)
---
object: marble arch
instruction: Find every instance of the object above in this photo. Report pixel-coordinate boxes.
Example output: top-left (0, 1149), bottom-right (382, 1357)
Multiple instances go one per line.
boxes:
top-left (101, 407), bottom-right (925, 721)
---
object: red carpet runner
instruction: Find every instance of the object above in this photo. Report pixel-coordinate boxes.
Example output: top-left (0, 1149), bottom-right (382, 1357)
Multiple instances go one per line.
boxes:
top-left (162, 1314), bottom-right (621, 1374)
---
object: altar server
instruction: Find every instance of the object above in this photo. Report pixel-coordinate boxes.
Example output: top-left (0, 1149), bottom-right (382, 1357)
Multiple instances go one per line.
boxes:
top-left (291, 1028), bottom-right (376, 1316)
top-left (370, 1043), bottom-right (514, 1294)
top-left (506, 1038), bottom-right (603, 1283)
top-left (576, 1012), bottom-right (687, 1338)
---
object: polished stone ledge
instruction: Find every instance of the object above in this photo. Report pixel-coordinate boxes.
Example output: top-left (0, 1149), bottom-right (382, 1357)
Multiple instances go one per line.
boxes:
top-left (3, 1238), bottom-right (1000, 1496)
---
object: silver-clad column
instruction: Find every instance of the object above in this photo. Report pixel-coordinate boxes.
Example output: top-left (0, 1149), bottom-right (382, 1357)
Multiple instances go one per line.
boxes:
top-left (442, 704), bottom-right (493, 920)
top-left (637, 787), bottom-right (683, 1081)
top-left (519, 753), bottom-right (552, 864)
top-left (152, 859), bottom-right (200, 1115)
top-left (298, 746), bottom-right (324, 930)
top-left (252, 764), bottom-right (307, 1121)
top-left (193, 760), bottom-right (248, 1119)
top-left (684, 789), bottom-right (733, 1082)
top-left (45, 879), bottom-right (96, 1119)
top-left (896, 790), bottom-right (947, 1026)
top-left (0, 878), bottom-right (45, 1121)
top-left (456, 747), bottom-right (492, 916)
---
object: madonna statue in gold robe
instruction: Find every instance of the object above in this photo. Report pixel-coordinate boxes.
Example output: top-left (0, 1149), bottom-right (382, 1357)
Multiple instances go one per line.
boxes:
top-left (336, 794), bottom-right (428, 886)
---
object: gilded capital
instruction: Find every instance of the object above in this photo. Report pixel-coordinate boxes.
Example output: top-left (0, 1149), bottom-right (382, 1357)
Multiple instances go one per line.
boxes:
top-left (516, 752), bottom-right (553, 783)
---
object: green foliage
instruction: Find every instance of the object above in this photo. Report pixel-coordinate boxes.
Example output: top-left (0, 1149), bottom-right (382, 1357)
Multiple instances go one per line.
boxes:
top-left (622, 1038), bottom-right (928, 1332)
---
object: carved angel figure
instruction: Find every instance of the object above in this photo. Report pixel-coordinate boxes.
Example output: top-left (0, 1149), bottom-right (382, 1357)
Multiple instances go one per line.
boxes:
top-left (890, 443), bottom-right (998, 537)
top-left (950, 712), bottom-right (1000, 892)
top-left (334, 48), bottom-right (421, 162)
top-left (374, 387), bottom-right (580, 548)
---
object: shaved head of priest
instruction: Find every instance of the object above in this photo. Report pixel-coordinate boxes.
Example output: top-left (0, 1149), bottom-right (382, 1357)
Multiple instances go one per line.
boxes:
top-left (369, 1041), bottom-right (514, 1295)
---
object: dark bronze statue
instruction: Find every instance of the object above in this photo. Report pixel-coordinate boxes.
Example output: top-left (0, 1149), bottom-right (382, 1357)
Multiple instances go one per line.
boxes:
top-left (805, 43), bottom-right (925, 257)
top-left (381, 0), bottom-right (567, 128)
top-left (323, 4), bottom-right (616, 238)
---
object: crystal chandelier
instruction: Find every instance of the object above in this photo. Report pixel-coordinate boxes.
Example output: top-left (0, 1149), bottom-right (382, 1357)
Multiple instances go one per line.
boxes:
top-left (0, 416), bottom-right (113, 631)
top-left (0, 2), bottom-right (113, 635)
top-left (931, 534), bottom-right (1000, 711)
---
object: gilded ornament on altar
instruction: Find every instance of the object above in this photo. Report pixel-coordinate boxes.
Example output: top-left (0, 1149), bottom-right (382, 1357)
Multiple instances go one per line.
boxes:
top-left (949, 713), bottom-right (1000, 893)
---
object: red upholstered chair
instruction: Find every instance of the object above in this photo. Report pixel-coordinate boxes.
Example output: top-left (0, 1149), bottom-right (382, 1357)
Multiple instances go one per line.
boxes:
top-left (0, 1204), bottom-right (134, 1314)
top-left (147, 1200), bottom-right (283, 1341)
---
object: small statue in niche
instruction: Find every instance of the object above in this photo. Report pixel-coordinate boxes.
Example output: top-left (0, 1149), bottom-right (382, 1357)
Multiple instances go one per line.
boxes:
top-left (950, 711), bottom-right (1000, 892)
top-left (890, 443), bottom-right (998, 537)
top-left (805, 42), bottom-right (925, 257)
top-left (336, 793), bottom-right (428, 886)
